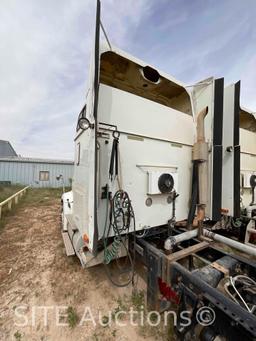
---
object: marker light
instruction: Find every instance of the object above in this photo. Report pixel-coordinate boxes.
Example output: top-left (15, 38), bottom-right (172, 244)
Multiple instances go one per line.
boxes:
top-left (78, 117), bottom-right (94, 130)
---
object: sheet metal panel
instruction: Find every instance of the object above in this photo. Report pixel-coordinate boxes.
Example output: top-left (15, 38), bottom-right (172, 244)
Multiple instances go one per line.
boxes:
top-left (0, 160), bottom-right (73, 187)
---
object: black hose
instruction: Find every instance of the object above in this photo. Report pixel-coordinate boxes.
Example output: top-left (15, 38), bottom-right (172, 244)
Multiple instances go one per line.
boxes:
top-left (109, 137), bottom-right (119, 181)
top-left (172, 192), bottom-right (179, 220)
top-left (187, 161), bottom-right (199, 226)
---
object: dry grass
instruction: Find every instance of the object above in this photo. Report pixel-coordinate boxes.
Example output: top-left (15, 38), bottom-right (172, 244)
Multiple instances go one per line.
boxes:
top-left (20, 188), bottom-right (65, 206)
top-left (0, 185), bottom-right (24, 203)
top-left (0, 188), bottom-right (175, 341)
top-left (0, 187), bottom-right (68, 231)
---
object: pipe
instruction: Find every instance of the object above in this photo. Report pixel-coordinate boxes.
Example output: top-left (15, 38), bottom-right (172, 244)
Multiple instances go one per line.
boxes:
top-left (203, 229), bottom-right (256, 257)
top-left (164, 228), bottom-right (256, 257)
top-left (196, 107), bottom-right (208, 142)
top-left (192, 255), bottom-right (239, 287)
top-left (193, 106), bottom-right (209, 212)
top-left (164, 229), bottom-right (198, 251)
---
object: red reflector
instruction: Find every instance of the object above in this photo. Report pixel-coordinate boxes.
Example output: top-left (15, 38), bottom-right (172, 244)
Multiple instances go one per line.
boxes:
top-left (158, 278), bottom-right (180, 305)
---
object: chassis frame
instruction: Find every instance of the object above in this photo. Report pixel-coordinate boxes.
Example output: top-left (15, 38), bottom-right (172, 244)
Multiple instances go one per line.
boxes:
top-left (133, 227), bottom-right (256, 340)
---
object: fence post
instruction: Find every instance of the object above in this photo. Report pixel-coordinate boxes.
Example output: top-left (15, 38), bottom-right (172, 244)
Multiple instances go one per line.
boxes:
top-left (8, 200), bottom-right (12, 210)
top-left (0, 186), bottom-right (29, 220)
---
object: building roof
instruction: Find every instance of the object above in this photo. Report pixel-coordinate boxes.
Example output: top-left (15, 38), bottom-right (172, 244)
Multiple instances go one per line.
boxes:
top-left (0, 156), bottom-right (74, 165)
top-left (0, 140), bottom-right (17, 157)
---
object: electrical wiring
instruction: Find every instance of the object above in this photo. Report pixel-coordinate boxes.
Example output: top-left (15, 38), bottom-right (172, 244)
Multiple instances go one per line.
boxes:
top-left (224, 275), bottom-right (256, 313)
top-left (101, 131), bottom-right (137, 287)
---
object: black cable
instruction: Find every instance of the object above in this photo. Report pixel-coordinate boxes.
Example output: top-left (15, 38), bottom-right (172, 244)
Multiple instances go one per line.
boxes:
top-left (115, 139), bottom-right (118, 179)
top-left (172, 192), bottom-right (179, 221)
top-left (109, 136), bottom-right (119, 180)
top-left (100, 20), bottom-right (112, 50)
top-left (92, 0), bottom-right (101, 255)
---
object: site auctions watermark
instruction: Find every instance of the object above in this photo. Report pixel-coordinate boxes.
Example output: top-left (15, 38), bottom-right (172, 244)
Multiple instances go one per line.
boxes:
top-left (13, 304), bottom-right (216, 328)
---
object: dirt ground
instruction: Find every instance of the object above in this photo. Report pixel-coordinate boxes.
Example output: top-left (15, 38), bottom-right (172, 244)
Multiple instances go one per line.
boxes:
top-left (0, 189), bottom-right (172, 341)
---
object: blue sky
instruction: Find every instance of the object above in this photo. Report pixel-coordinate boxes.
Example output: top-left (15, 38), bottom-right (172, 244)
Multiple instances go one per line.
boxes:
top-left (0, 0), bottom-right (255, 159)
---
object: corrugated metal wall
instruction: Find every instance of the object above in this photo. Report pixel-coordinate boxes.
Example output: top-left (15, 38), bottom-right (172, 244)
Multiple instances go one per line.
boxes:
top-left (0, 160), bottom-right (74, 188)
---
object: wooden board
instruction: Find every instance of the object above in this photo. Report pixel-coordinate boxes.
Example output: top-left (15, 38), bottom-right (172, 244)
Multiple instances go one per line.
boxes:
top-left (165, 241), bottom-right (209, 284)
top-left (166, 241), bottom-right (209, 263)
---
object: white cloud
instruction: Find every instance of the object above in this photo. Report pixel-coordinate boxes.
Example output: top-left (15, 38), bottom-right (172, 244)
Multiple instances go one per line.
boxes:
top-left (0, 0), bottom-right (255, 160)
top-left (239, 55), bottom-right (256, 110)
top-left (0, 0), bottom-right (94, 158)
top-left (0, 0), bottom-right (152, 159)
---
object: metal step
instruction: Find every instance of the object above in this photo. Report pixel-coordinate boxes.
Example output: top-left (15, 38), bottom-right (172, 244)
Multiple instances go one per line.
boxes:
top-left (62, 231), bottom-right (75, 256)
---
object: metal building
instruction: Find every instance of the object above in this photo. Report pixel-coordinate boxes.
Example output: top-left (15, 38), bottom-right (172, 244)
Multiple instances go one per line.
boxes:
top-left (0, 157), bottom-right (74, 188)
top-left (0, 140), bottom-right (17, 157)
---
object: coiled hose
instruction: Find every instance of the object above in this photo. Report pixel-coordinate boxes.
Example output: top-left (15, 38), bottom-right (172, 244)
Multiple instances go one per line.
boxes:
top-left (104, 236), bottom-right (122, 264)
top-left (102, 187), bottom-right (136, 287)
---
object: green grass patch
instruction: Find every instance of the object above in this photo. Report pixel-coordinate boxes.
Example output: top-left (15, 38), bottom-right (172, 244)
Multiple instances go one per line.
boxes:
top-left (0, 187), bottom-right (70, 231)
top-left (131, 289), bottom-right (145, 310)
top-left (0, 185), bottom-right (24, 203)
top-left (21, 188), bottom-right (65, 206)
top-left (14, 331), bottom-right (22, 341)
top-left (66, 306), bottom-right (79, 329)
top-left (112, 290), bottom-right (175, 340)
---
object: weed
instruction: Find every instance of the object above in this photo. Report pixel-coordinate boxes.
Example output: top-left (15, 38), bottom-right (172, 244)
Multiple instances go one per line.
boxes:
top-left (92, 333), bottom-right (99, 341)
top-left (111, 295), bottom-right (129, 320)
top-left (116, 296), bottom-right (129, 311)
top-left (149, 311), bottom-right (159, 323)
top-left (111, 329), bottom-right (117, 337)
top-left (131, 289), bottom-right (145, 310)
top-left (101, 315), bottom-right (109, 327)
top-left (21, 188), bottom-right (65, 206)
top-left (66, 306), bottom-right (79, 329)
top-left (14, 331), bottom-right (22, 341)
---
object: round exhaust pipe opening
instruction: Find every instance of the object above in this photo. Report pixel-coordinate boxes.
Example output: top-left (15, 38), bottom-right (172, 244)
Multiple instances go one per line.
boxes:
top-left (142, 66), bottom-right (160, 84)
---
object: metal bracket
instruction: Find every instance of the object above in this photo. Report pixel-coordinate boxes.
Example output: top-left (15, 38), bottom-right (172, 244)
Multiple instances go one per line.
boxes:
top-left (147, 249), bottom-right (162, 310)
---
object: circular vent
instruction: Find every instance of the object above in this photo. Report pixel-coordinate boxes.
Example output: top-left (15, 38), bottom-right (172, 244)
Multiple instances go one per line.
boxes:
top-left (158, 173), bottom-right (174, 194)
